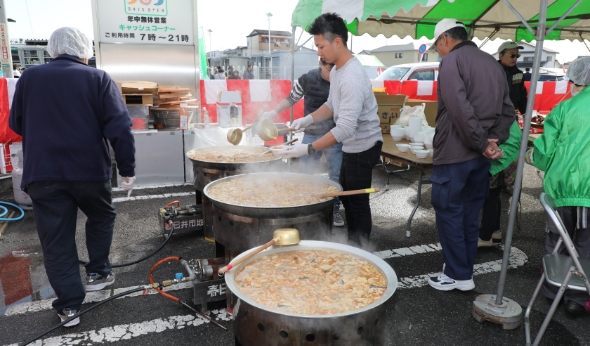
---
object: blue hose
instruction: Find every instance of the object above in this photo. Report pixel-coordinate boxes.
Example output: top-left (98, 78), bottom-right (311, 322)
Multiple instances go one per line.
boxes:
top-left (0, 201), bottom-right (25, 221)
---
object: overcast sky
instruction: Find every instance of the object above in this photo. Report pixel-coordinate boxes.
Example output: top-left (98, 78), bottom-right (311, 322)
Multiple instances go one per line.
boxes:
top-left (5, 0), bottom-right (590, 63)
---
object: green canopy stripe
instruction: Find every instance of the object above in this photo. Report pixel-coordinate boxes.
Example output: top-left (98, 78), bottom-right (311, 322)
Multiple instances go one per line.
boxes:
top-left (517, 0), bottom-right (590, 42)
top-left (361, 0), bottom-right (429, 22)
top-left (416, 0), bottom-right (500, 39)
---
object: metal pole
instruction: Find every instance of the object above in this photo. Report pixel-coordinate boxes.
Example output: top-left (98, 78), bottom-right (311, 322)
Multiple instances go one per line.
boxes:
top-left (0, 0), bottom-right (14, 78)
top-left (495, 0), bottom-right (548, 306)
top-left (266, 13), bottom-right (272, 80)
top-left (289, 26), bottom-right (296, 126)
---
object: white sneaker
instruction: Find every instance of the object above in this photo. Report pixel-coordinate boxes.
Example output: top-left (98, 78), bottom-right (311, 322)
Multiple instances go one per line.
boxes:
top-left (492, 230), bottom-right (502, 240)
top-left (58, 308), bottom-right (80, 327)
top-left (428, 274), bottom-right (475, 291)
top-left (478, 238), bottom-right (493, 248)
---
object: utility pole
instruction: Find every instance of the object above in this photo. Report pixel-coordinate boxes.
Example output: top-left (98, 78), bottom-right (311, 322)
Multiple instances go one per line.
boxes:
top-left (266, 13), bottom-right (272, 80)
top-left (0, 0), bottom-right (14, 78)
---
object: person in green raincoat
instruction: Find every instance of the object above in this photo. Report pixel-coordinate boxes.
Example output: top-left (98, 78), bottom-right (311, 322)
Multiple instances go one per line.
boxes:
top-left (527, 56), bottom-right (590, 316)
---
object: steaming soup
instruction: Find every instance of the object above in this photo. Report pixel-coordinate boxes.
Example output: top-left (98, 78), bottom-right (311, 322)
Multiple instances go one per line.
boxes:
top-left (187, 147), bottom-right (274, 163)
top-left (235, 250), bottom-right (387, 315)
top-left (207, 176), bottom-right (339, 207)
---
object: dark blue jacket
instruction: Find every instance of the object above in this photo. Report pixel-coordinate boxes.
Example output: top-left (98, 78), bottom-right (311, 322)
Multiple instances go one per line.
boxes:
top-left (9, 55), bottom-right (135, 187)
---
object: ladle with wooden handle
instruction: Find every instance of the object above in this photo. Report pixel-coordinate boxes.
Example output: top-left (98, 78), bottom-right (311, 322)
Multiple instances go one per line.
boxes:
top-left (226, 124), bottom-right (252, 146)
top-left (218, 228), bottom-right (300, 275)
top-left (313, 187), bottom-right (380, 198)
top-left (256, 119), bottom-right (297, 142)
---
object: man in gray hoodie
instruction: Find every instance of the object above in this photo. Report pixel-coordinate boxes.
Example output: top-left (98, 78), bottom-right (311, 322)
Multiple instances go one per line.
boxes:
top-left (277, 13), bottom-right (383, 247)
top-left (426, 19), bottom-right (514, 291)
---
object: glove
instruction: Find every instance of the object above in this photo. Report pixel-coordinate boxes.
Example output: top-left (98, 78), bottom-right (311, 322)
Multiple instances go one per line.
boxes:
top-left (121, 176), bottom-right (136, 197)
top-left (291, 115), bottom-right (314, 130)
top-left (262, 110), bottom-right (278, 120)
top-left (275, 143), bottom-right (309, 159)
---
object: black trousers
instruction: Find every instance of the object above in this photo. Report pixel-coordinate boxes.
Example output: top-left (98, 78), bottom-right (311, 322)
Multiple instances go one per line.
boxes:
top-left (479, 186), bottom-right (502, 241)
top-left (339, 141), bottom-right (382, 247)
top-left (27, 180), bottom-right (116, 313)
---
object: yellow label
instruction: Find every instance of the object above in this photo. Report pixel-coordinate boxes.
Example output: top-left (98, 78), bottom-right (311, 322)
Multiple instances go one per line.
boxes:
top-left (365, 188), bottom-right (376, 193)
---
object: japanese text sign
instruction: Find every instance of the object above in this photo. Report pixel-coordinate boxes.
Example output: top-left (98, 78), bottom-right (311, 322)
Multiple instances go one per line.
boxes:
top-left (97, 0), bottom-right (194, 45)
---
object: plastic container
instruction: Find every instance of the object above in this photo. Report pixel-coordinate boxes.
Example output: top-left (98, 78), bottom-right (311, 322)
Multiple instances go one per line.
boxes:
top-left (11, 151), bottom-right (33, 210)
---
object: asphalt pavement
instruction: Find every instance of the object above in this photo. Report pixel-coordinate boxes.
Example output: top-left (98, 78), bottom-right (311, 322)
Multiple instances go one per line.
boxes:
top-left (0, 163), bottom-right (588, 346)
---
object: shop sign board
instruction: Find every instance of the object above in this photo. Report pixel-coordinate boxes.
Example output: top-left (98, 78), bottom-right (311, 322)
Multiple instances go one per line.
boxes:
top-left (0, 24), bottom-right (9, 65)
top-left (97, 0), bottom-right (194, 45)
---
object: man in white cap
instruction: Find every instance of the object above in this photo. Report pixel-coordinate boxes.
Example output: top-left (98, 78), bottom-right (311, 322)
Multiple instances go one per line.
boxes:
top-left (9, 27), bottom-right (136, 326)
top-left (426, 19), bottom-right (514, 291)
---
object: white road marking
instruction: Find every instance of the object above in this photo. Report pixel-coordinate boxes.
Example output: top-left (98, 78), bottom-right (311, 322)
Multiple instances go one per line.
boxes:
top-left (112, 191), bottom-right (195, 203)
top-left (1, 244), bottom-right (528, 345)
top-left (4, 244), bottom-right (528, 318)
top-left (4, 310), bottom-right (233, 346)
top-left (112, 183), bottom-right (192, 192)
top-left (3, 282), bottom-right (193, 317)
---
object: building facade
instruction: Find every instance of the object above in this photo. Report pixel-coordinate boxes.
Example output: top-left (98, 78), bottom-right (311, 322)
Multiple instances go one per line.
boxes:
top-left (369, 42), bottom-right (439, 67)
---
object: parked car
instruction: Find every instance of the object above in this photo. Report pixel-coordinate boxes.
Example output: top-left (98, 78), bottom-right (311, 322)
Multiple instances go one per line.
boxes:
top-left (537, 73), bottom-right (564, 81)
top-left (375, 62), bottom-right (440, 82)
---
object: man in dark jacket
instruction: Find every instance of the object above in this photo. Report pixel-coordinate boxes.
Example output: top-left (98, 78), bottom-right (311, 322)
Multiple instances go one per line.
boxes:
top-left (9, 27), bottom-right (136, 327)
top-left (427, 19), bottom-right (514, 292)
top-left (243, 64), bottom-right (255, 79)
top-left (497, 41), bottom-right (528, 114)
top-left (260, 58), bottom-right (345, 227)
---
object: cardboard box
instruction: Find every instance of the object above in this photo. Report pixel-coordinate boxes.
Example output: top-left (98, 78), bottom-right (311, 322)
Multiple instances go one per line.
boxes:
top-left (379, 123), bottom-right (391, 134)
top-left (374, 93), bottom-right (407, 126)
top-left (117, 81), bottom-right (158, 95)
top-left (405, 99), bottom-right (438, 127)
top-left (121, 94), bottom-right (153, 106)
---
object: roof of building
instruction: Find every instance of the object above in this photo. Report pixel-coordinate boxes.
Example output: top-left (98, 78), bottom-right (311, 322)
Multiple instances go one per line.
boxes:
top-left (354, 54), bottom-right (385, 67)
top-left (370, 42), bottom-right (433, 53)
top-left (247, 29), bottom-right (293, 38)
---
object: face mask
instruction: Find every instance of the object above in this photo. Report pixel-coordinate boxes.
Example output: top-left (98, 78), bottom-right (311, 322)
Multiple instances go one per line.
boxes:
top-left (571, 84), bottom-right (580, 96)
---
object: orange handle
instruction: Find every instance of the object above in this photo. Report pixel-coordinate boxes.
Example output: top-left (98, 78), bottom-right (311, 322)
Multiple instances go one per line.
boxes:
top-left (166, 200), bottom-right (181, 208)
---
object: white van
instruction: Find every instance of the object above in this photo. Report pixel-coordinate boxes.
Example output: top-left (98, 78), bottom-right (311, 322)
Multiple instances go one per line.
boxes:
top-left (375, 62), bottom-right (440, 81)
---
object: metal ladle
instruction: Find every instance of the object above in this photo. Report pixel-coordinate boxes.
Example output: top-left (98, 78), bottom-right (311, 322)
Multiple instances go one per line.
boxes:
top-left (218, 228), bottom-right (300, 274)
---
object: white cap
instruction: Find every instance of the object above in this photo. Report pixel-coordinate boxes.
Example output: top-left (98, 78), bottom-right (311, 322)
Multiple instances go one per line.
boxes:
top-left (428, 18), bottom-right (466, 50)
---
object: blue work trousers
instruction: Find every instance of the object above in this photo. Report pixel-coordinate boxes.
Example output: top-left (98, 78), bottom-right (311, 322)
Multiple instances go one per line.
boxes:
top-left (27, 180), bottom-right (116, 313)
top-left (431, 157), bottom-right (491, 280)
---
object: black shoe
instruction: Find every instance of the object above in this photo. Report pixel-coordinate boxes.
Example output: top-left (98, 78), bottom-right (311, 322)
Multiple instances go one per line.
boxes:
top-left (565, 300), bottom-right (589, 316)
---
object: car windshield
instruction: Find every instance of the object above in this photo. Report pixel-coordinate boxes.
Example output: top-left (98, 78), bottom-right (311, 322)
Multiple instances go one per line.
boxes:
top-left (376, 67), bottom-right (411, 81)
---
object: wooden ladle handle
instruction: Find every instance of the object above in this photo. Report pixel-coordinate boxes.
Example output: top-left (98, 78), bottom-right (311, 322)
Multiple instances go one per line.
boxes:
top-left (218, 236), bottom-right (279, 275)
top-left (316, 188), bottom-right (380, 198)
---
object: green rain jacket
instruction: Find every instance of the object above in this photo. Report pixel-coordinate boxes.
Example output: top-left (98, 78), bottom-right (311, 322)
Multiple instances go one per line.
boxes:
top-left (533, 86), bottom-right (590, 208)
top-left (490, 121), bottom-right (522, 176)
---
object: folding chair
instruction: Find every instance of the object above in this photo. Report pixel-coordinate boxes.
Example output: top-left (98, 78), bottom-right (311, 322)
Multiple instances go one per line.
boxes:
top-left (524, 193), bottom-right (590, 346)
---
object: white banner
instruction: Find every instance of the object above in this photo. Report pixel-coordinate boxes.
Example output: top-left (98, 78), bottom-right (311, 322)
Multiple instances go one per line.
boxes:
top-left (97, 0), bottom-right (194, 45)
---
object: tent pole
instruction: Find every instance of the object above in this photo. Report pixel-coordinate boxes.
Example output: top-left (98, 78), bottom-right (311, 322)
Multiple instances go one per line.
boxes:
top-left (290, 25), bottom-right (296, 126)
top-left (496, 0), bottom-right (548, 306)
top-left (472, 0), bottom-right (548, 330)
top-left (502, 0), bottom-right (536, 35)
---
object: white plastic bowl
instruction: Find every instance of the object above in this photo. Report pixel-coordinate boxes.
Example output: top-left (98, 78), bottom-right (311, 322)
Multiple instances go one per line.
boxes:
top-left (396, 144), bottom-right (410, 152)
top-left (429, 149), bottom-right (434, 157)
top-left (415, 149), bottom-right (429, 159)
top-left (391, 136), bottom-right (403, 141)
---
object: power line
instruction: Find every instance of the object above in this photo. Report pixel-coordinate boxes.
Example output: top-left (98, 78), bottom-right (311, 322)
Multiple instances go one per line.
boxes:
top-left (23, 0), bottom-right (34, 38)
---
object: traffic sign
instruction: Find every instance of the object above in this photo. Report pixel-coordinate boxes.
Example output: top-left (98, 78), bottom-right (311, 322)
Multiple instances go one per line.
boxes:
top-left (418, 44), bottom-right (427, 54)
